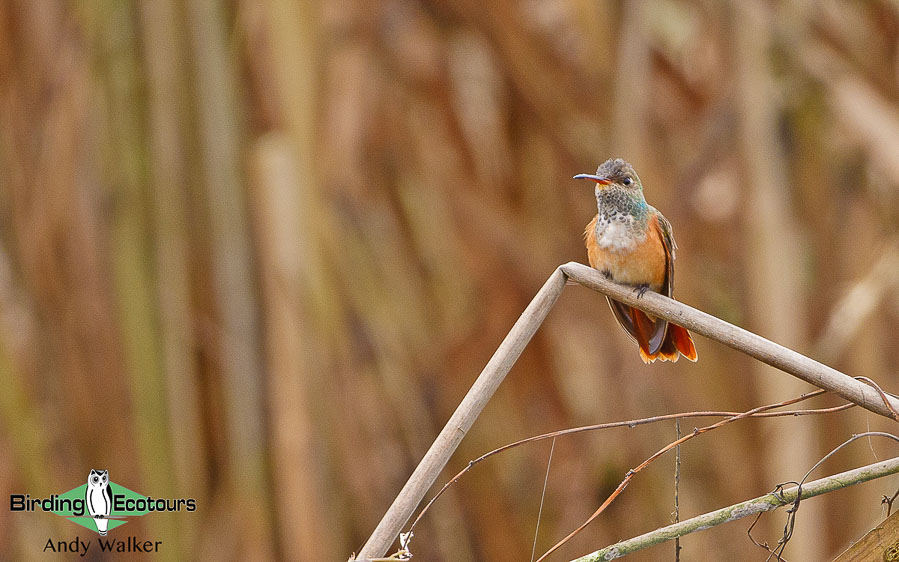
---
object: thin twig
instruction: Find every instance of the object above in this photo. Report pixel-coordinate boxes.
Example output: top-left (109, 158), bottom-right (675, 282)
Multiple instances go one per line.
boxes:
top-left (883, 488), bottom-right (899, 516)
top-left (855, 377), bottom-right (899, 421)
top-left (749, 432), bottom-right (899, 560)
top-left (572, 456), bottom-right (899, 561)
top-left (406, 392), bottom-right (852, 535)
top-left (535, 393), bottom-right (834, 561)
top-left (746, 485), bottom-right (796, 562)
top-left (674, 419), bottom-right (681, 562)
top-left (802, 433), bottom-right (899, 486)
top-left (532, 437), bottom-right (556, 562)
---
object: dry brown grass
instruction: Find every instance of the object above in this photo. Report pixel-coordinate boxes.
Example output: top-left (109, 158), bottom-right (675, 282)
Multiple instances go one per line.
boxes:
top-left (1, 1), bottom-right (899, 560)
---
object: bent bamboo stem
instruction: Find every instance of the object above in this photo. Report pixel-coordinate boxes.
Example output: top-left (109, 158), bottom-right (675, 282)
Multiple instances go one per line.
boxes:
top-left (353, 262), bottom-right (898, 561)
top-left (354, 268), bottom-right (567, 560)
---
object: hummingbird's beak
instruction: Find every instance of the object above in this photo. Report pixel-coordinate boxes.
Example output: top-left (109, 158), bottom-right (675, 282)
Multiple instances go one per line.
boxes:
top-left (573, 173), bottom-right (612, 185)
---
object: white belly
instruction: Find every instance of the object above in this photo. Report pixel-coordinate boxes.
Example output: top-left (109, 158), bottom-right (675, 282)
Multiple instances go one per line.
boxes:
top-left (596, 219), bottom-right (641, 252)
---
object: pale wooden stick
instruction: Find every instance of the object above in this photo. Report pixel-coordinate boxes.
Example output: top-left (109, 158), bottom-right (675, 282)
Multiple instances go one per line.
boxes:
top-left (560, 262), bottom-right (899, 418)
top-left (353, 262), bottom-right (899, 561)
top-left (353, 268), bottom-right (568, 560)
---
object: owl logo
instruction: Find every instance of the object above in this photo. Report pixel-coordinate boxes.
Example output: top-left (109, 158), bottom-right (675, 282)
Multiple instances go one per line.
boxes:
top-left (85, 469), bottom-right (113, 535)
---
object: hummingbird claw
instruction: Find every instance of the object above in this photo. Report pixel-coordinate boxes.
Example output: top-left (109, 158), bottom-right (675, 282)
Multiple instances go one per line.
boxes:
top-left (634, 284), bottom-right (649, 299)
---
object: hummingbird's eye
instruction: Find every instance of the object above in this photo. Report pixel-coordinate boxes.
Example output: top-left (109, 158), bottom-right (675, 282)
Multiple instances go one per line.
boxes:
top-left (623, 177), bottom-right (633, 186)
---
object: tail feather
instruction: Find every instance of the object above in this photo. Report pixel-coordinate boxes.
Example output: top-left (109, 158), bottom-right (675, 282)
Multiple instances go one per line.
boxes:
top-left (666, 323), bottom-right (697, 362)
top-left (656, 333), bottom-right (681, 362)
top-left (610, 298), bottom-right (667, 351)
top-left (641, 335), bottom-right (680, 363)
top-left (628, 307), bottom-right (655, 357)
top-left (642, 324), bottom-right (695, 363)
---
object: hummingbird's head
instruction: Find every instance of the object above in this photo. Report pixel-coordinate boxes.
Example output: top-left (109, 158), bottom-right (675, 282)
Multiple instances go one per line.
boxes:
top-left (573, 158), bottom-right (643, 196)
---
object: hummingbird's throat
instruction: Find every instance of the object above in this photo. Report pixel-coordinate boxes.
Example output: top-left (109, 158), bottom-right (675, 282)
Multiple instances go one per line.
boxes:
top-left (596, 187), bottom-right (647, 220)
top-left (594, 188), bottom-right (649, 253)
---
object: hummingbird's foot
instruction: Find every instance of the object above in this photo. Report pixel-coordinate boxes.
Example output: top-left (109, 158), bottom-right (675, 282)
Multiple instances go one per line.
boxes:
top-left (633, 284), bottom-right (649, 299)
top-left (601, 269), bottom-right (613, 280)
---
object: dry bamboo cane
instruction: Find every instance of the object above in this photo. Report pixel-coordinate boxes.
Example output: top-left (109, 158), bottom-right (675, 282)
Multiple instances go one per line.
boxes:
top-left (353, 262), bottom-right (899, 560)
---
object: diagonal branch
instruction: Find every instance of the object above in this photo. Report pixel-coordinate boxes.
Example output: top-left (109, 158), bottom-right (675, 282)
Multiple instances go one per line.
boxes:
top-left (352, 268), bottom-right (568, 561)
top-left (352, 262), bottom-right (898, 561)
top-left (572, 455), bottom-right (899, 561)
top-left (560, 262), bottom-right (899, 418)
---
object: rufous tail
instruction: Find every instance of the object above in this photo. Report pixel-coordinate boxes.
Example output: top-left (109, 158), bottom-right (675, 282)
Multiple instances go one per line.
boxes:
top-left (646, 322), bottom-right (697, 363)
top-left (627, 307), bottom-right (696, 363)
top-left (608, 299), bottom-right (697, 363)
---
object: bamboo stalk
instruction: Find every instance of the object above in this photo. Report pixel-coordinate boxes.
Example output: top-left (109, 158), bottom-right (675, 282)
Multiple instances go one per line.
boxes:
top-left (561, 262), bottom-right (899, 417)
top-left (250, 134), bottom-right (339, 560)
top-left (572, 455), bottom-right (899, 561)
top-left (354, 262), bottom-right (899, 560)
top-left (137, 0), bottom-right (208, 523)
top-left (354, 268), bottom-right (568, 560)
top-left (184, 0), bottom-right (275, 556)
top-left (87, 0), bottom-right (182, 550)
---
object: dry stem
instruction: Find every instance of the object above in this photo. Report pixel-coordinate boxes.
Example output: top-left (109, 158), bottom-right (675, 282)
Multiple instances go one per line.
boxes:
top-left (353, 263), bottom-right (898, 560)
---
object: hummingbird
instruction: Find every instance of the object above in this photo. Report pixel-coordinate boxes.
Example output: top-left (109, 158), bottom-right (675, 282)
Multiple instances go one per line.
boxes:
top-left (574, 158), bottom-right (697, 363)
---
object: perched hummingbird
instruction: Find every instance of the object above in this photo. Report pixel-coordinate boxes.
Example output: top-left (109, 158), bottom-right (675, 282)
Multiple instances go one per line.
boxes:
top-left (575, 158), bottom-right (697, 363)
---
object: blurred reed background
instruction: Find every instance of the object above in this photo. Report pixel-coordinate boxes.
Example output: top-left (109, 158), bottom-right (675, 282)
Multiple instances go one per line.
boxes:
top-left (1, 0), bottom-right (899, 560)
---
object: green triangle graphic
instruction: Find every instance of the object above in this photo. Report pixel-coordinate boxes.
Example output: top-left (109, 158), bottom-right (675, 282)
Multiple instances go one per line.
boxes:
top-left (52, 482), bottom-right (151, 533)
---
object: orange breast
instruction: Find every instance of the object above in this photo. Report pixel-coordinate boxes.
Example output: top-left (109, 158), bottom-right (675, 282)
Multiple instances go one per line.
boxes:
top-left (585, 214), bottom-right (667, 291)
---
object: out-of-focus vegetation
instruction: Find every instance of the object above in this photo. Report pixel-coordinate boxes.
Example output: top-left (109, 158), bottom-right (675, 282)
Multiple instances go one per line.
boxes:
top-left (1, 1), bottom-right (899, 560)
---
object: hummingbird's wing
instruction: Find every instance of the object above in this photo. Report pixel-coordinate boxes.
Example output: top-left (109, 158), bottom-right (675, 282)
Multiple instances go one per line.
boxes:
top-left (652, 210), bottom-right (677, 298)
top-left (643, 212), bottom-right (676, 355)
top-left (651, 212), bottom-right (697, 362)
